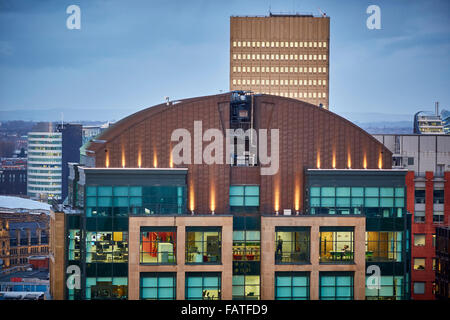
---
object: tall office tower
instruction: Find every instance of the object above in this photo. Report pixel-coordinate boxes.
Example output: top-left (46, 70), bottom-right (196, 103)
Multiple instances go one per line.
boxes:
top-left (230, 13), bottom-right (330, 109)
top-left (27, 128), bottom-right (62, 202)
top-left (57, 123), bottom-right (83, 203)
top-left (27, 123), bottom-right (82, 203)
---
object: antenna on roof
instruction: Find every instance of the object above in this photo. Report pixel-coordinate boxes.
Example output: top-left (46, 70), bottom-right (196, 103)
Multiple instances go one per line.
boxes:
top-left (318, 7), bottom-right (327, 17)
top-left (165, 96), bottom-right (170, 106)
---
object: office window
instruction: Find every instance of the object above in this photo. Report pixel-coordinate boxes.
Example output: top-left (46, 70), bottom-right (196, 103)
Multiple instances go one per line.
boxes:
top-left (233, 230), bottom-right (260, 262)
top-left (433, 190), bottom-right (444, 204)
top-left (414, 234), bottom-right (426, 246)
top-left (186, 272), bottom-right (221, 300)
top-left (186, 227), bottom-right (221, 264)
top-left (414, 211), bottom-right (425, 223)
top-left (232, 275), bottom-right (260, 300)
top-left (413, 282), bottom-right (425, 294)
top-left (365, 231), bottom-right (402, 262)
top-left (275, 227), bottom-right (310, 264)
top-left (86, 231), bottom-right (128, 263)
top-left (433, 212), bottom-right (444, 224)
top-left (275, 272), bottom-right (310, 300)
top-left (86, 277), bottom-right (128, 300)
top-left (365, 276), bottom-right (404, 300)
top-left (140, 227), bottom-right (176, 264)
top-left (320, 272), bottom-right (354, 300)
top-left (140, 273), bottom-right (176, 300)
top-left (68, 229), bottom-right (81, 261)
top-left (415, 190), bottom-right (425, 204)
top-left (414, 258), bottom-right (426, 270)
top-left (319, 227), bottom-right (354, 263)
top-left (229, 185), bottom-right (260, 213)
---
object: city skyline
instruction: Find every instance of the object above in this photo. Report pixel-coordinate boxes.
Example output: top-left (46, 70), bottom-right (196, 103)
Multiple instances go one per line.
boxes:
top-left (0, 0), bottom-right (449, 123)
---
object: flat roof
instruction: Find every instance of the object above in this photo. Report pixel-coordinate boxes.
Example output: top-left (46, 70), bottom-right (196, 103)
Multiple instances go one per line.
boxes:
top-left (0, 270), bottom-right (49, 282)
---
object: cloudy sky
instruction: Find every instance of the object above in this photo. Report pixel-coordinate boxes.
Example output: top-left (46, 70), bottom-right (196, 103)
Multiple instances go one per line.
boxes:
top-left (0, 0), bottom-right (449, 122)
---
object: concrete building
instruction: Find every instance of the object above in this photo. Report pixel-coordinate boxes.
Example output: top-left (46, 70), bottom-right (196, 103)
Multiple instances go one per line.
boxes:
top-left (373, 133), bottom-right (450, 300)
top-left (0, 158), bottom-right (27, 196)
top-left (413, 103), bottom-right (446, 135)
top-left (0, 215), bottom-right (49, 270)
top-left (50, 92), bottom-right (411, 300)
top-left (230, 14), bottom-right (330, 109)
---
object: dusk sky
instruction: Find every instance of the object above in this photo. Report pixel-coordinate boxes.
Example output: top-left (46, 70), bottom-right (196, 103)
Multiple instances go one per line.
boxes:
top-left (0, 0), bottom-right (449, 122)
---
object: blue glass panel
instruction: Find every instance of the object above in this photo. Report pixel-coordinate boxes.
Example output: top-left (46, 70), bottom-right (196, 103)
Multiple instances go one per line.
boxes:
top-left (98, 186), bottom-right (113, 196)
top-left (320, 287), bottom-right (335, 297)
top-left (322, 187), bottom-right (335, 197)
top-left (380, 188), bottom-right (394, 197)
top-left (187, 277), bottom-right (202, 287)
top-left (114, 197), bottom-right (129, 207)
top-left (187, 288), bottom-right (202, 299)
top-left (336, 276), bottom-right (351, 286)
top-left (352, 198), bottom-right (364, 207)
top-left (380, 198), bottom-right (394, 207)
top-left (276, 287), bottom-right (291, 297)
top-left (233, 231), bottom-right (245, 241)
top-left (310, 198), bottom-right (320, 207)
top-left (141, 277), bottom-right (157, 287)
top-left (142, 288), bottom-right (157, 298)
top-left (292, 287), bottom-right (307, 297)
top-left (98, 197), bottom-right (112, 207)
top-left (395, 187), bottom-right (404, 197)
top-left (113, 186), bottom-right (128, 196)
top-left (245, 186), bottom-right (259, 196)
top-left (230, 186), bottom-right (244, 196)
top-left (159, 277), bottom-right (174, 287)
top-left (86, 197), bottom-right (97, 207)
top-left (395, 198), bottom-right (404, 207)
top-left (365, 198), bottom-right (379, 207)
top-left (336, 198), bottom-right (350, 207)
top-left (204, 276), bottom-right (219, 287)
top-left (310, 187), bottom-right (320, 197)
top-left (321, 276), bottom-right (335, 286)
top-left (322, 198), bottom-right (335, 207)
top-left (130, 197), bottom-right (142, 206)
top-left (230, 197), bottom-right (244, 206)
top-left (365, 187), bottom-right (379, 197)
top-left (129, 186), bottom-right (142, 196)
top-left (292, 276), bottom-right (308, 286)
top-left (276, 276), bottom-right (291, 286)
top-left (233, 276), bottom-right (245, 285)
top-left (244, 196), bottom-right (259, 206)
top-left (351, 187), bottom-right (364, 197)
top-left (336, 187), bottom-right (350, 197)
top-left (86, 186), bottom-right (97, 196)
top-left (159, 288), bottom-right (174, 299)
